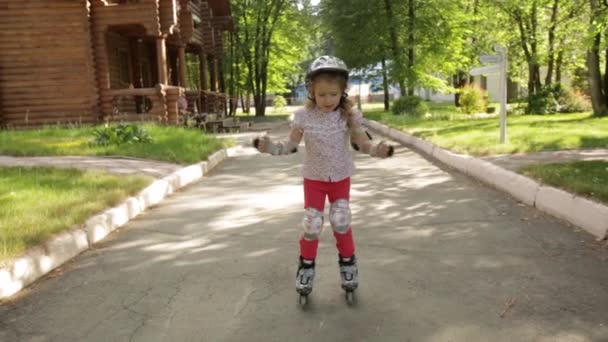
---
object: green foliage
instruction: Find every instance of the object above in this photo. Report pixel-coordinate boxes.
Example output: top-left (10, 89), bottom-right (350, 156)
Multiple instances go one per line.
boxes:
top-left (392, 95), bottom-right (428, 117)
top-left (273, 95), bottom-right (287, 109)
top-left (526, 84), bottom-right (564, 114)
top-left (92, 124), bottom-right (153, 146)
top-left (459, 85), bottom-right (487, 114)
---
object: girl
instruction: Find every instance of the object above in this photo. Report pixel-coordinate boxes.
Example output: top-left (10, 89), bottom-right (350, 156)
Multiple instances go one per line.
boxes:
top-left (253, 56), bottom-right (394, 298)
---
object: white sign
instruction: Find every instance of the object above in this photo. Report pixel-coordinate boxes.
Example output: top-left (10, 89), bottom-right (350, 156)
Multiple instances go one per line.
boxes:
top-left (479, 54), bottom-right (503, 64)
top-left (469, 64), bottom-right (500, 76)
top-left (471, 45), bottom-right (509, 143)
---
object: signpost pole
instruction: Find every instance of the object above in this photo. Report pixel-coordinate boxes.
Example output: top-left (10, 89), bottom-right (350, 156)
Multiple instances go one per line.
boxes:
top-left (494, 45), bottom-right (508, 143)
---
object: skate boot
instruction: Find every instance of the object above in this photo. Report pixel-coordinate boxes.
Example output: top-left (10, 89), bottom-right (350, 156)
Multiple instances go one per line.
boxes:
top-left (296, 258), bottom-right (315, 296)
top-left (339, 255), bottom-right (358, 292)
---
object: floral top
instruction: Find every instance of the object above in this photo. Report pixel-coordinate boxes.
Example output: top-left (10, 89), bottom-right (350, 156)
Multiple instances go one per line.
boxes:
top-left (291, 107), bottom-right (363, 182)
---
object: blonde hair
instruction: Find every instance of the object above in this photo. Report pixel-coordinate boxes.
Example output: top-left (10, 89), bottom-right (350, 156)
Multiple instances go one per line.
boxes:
top-left (305, 72), bottom-right (355, 127)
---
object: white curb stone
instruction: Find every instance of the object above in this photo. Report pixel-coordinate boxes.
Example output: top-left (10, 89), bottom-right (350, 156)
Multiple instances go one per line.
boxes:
top-left (535, 185), bottom-right (575, 222)
top-left (363, 119), bottom-right (608, 240)
top-left (0, 146), bottom-right (234, 300)
top-left (571, 197), bottom-right (608, 238)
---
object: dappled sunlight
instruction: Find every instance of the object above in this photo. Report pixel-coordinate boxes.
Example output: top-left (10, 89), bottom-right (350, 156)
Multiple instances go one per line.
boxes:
top-left (428, 320), bottom-right (606, 342)
top-left (142, 237), bottom-right (212, 253)
top-left (246, 248), bottom-right (279, 258)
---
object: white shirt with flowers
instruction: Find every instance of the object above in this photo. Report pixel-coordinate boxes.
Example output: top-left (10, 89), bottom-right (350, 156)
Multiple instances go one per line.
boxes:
top-left (291, 106), bottom-right (363, 182)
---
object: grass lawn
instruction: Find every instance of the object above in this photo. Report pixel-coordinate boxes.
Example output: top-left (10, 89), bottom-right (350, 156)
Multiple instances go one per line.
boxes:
top-left (0, 124), bottom-right (233, 164)
top-left (0, 167), bottom-right (153, 263)
top-left (364, 104), bottom-right (608, 156)
top-left (521, 161), bottom-right (608, 205)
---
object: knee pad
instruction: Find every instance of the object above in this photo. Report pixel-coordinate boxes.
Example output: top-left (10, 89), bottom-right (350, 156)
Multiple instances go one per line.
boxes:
top-left (329, 199), bottom-right (351, 234)
top-left (302, 207), bottom-right (324, 240)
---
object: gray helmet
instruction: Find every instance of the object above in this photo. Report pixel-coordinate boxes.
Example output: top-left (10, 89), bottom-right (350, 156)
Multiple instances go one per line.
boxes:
top-left (306, 55), bottom-right (349, 82)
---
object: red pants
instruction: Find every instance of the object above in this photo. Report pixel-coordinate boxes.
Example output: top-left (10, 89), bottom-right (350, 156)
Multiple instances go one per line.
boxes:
top-left (300, 177), bottom-right (355, 260)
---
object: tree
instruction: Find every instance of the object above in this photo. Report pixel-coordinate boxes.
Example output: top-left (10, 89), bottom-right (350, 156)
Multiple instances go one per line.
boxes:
top-left (586, 0), bottom-right (608, 116)
top-left (231, 0), bottom-right (288, 117)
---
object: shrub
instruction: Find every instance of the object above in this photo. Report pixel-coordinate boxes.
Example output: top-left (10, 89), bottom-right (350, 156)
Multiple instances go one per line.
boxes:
top-left (273, 95), bottom-right (287, 110)
top-left (459, 85), bottom-right (487, 114)
top-left (392, 95), bottom-right (429, 117)
top-left (526, 84), bottom-right (560, 114)
top-left (558, 89), bottom-right (592, 113)
top-left (92, 124), bottom-right (153, 146)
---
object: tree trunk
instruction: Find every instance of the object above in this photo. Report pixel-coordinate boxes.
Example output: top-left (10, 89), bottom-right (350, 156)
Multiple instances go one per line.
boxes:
top-left (587, 33), bottom-right (608, 115)
top-left (556, 49), bottom-right (563, 83)
top-left (406, 0), bottom-right (415, 96)
top-left (383, 0), bottom-right (406, 96)
top-left (382, 56), bottom-right (390, 111)
top-left (545, 0), bottom-right (559, 86)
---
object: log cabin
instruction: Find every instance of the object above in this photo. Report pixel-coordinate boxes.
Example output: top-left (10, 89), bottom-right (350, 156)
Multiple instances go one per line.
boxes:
top-left (0, 0), bottom-right (232, 127)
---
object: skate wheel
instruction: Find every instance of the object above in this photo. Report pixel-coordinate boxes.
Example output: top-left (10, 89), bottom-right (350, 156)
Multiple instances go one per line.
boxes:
top-left (345, 291), bottom-right (354, 304)
top-left (299, 294), bottom-right (308, 306)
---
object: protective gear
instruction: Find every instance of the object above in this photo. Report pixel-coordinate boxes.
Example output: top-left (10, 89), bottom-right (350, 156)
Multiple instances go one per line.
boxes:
top-left (351, 129), bottom-right (373, 151)
top-left (296, 257), bottom-right (315, 295)
top-left (339, 254), bottom-right (358, 291)
top-left (329, 199), bottom-right (351, 234)
top-left (253, 136), bottom-right (298, 155)
top-left (369, 141), bottom-right (395, 158)
top-left (305, 55), bottom-right (349, 82)
top-left (302, 207), bottom-right (324, 240)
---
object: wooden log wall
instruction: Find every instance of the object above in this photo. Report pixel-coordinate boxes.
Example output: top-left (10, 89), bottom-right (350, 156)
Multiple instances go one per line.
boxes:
top-left (0, 0), bottom-right (99, 127)
top-left (200, 1), bottom-right (215, 55)
top-left (189, 0), bottom-right (204, 45)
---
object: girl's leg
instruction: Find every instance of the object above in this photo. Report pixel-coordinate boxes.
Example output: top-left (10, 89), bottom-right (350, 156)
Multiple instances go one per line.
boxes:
top-left (328, 177), bottom-right (355, 258)
top-left (300, 179), bottom-right (328, 260)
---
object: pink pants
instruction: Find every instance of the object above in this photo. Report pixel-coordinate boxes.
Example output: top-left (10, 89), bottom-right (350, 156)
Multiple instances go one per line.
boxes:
top-left (300, 177), bottom-right (355, 260)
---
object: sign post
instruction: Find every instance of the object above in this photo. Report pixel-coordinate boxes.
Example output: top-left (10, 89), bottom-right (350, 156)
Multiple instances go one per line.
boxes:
top-left (494, 45), bottom-right (508, 143)
top-left (470, 45), bottom-right (508, 143)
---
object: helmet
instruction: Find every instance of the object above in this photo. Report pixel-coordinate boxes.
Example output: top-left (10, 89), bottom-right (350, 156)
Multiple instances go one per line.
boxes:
top-left (305, 55), bottom-right (349, 82)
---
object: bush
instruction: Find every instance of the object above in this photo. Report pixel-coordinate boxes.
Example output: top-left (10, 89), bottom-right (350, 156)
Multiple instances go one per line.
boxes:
top-left (527, 84), bottom-right (560, 114)
top-left (92, 124), bottom-right (153, 146)
top-left (273, 95), bottom-right (287, 110)
top-left (392, 95), bottom-right (429, 117)
top-left (459, 85), bottom-right (487, 114)
top-left (558, 89), bottom-right (592, 113)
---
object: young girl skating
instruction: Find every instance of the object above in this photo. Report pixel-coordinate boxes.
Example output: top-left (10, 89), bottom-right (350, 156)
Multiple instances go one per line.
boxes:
top-left (253, 56), bottom-right (394, 302)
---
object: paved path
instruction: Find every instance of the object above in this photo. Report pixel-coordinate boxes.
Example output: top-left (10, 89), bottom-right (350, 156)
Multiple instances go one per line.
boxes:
top-left (1, 123), bottom-right (608, 341)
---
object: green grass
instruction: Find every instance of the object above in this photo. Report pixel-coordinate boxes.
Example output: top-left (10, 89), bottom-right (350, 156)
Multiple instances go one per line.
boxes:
top-left (0, 124), bottom-right (233, 164)
top-left (0, 167), bottom-right (153, 263)
top-left (520, 161), bottom-right (608, 204)
top-left (365, 104), bottom-right (608, 156)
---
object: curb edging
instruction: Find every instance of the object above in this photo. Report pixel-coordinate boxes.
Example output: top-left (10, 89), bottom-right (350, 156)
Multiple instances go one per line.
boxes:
top-left (0, 148), bottom-right (231, 300)
top-left (364, 118), bottom-right (608, 240)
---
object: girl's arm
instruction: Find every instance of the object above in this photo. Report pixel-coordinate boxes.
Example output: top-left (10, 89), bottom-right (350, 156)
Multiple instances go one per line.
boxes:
top-left (253, 128), bottom-right (303, 155)
top-left (350, 125), bottom-right (394, 158)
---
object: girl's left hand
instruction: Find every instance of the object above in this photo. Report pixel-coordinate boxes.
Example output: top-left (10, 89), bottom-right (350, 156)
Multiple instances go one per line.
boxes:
top-left (377, 142), bottom-right (395, 158)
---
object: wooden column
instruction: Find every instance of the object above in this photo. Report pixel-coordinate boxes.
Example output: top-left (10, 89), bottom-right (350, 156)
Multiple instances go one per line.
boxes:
top-left (156, 37), bottom-right (168, 85)
top-left (210, 56), bottom-right (218, 91)
top-left (178, 46), bottom-right (187, 87)
top-left (200, 51), bottom-right (209, 90)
